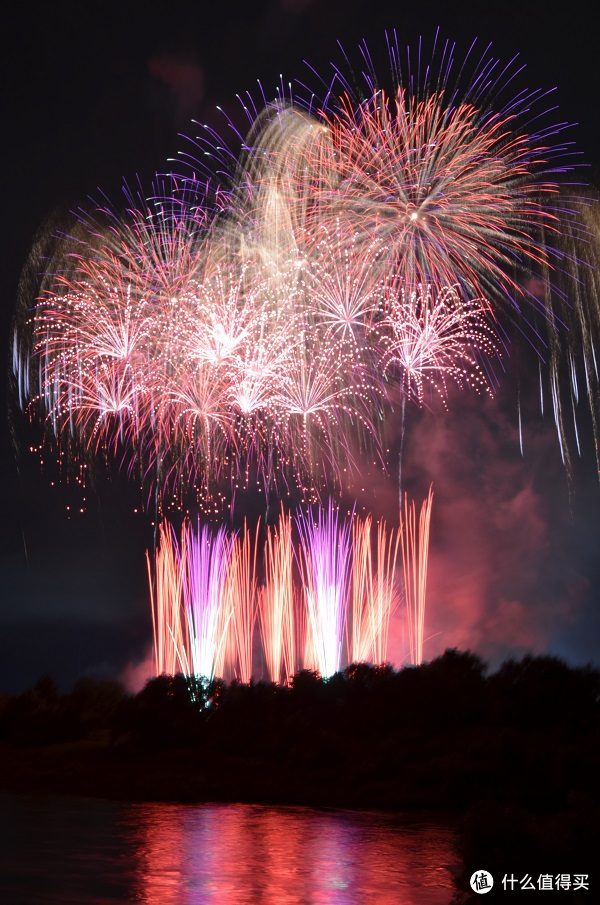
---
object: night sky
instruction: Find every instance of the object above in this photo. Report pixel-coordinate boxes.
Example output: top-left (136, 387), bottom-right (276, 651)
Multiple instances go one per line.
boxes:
top-left (1, 0), bottom-right (599, 692)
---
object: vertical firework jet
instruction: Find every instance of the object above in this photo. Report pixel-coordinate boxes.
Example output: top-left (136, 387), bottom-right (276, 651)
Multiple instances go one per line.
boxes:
top-left (146, 508), bottom-right (407, 681)
top-left (372, 520), bottom-right (402, 665)
top-left (350, 515), bottom-right (375, 665)
top-left (184, 523), bottom-right (234, 680)
top-left (400, 487), bottom-right (434, 666)
top-left (349, 516), bottom-right (400, 665)
top-left (147, 522), bottom-right (189, 676)
top-left (225, 521), bottom-right (260, 683)
top-left (296, 502), bottom-right (352, 679)
top-left (259, 511), bottom-right (296, 684)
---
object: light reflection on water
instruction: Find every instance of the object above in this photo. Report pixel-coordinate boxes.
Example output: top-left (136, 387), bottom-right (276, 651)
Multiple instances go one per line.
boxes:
top-left (0, 794), bottom-right (458, 904)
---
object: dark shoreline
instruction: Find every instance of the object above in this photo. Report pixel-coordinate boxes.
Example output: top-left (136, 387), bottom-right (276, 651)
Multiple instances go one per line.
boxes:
top-left (0, 737), bottom-right (469, 811)
top-left (1, 651), bottom-right (598, 902)
top-left (1, 650), bottom-right (598, 812)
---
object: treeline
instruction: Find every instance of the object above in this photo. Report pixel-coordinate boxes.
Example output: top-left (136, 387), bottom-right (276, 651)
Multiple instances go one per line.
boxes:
top-left (2, 650), bottom-right (597, 899)
top-left (0, 650), bottom-right (598, 809)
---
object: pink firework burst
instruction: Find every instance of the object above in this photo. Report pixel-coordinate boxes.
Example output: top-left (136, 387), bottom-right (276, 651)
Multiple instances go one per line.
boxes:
top-left (377, 284), bottom-right (500, 404)
top-left (318, 87), bottom-right (559, 299)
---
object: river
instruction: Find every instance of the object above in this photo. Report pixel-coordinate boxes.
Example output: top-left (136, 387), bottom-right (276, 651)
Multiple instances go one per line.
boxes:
top-left (0, 794), bottom-right (459, 903)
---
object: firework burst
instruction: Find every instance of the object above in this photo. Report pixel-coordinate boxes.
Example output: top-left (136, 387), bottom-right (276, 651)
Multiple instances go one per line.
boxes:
top-left (378, 283), bottom-right (500, 404)
top-left (317, 87), bottom-right (559, 301)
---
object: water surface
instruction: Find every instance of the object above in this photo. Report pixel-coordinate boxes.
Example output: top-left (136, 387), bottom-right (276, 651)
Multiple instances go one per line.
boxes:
top-left (0, 794), bottom-right (458, 904)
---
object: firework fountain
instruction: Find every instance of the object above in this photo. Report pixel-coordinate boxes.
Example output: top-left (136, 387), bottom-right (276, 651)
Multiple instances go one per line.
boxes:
top-left (147, 508), bottom-right (404, 680)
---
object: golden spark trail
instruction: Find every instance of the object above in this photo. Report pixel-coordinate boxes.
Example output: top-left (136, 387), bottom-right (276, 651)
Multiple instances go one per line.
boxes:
top-left (259, 510), bottom-right (295, 683)
top-left (400, 486), bottom-right (434, 666)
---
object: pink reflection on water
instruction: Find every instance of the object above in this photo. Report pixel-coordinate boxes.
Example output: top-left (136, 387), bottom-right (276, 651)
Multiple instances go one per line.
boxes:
top-left (133, 803), bottom-right (457, 904)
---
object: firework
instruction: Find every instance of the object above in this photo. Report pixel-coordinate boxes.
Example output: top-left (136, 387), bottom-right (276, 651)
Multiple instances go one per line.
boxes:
top-left (184, 523), bottom-right (234, 680)
top-left (316, 88), bottom-right (559, 300)
top-left (259, 511), bottom-right (296, 683)
top-left (23, 215), bottom-right (383, 504)
top-left (349, 514), bottom-right (375, 665)
top-left (147, 522), bottom-right (189, 676)
top-left (225, 521), bottom-right (260, 684)
top-left (148, 505), bottom-right (406, 681)
top-left (349, 516), bottom-right (400, 665)
top-left (296, 502), bottom-right (352, 679)
top-left (18, 35), bottom-right (576, 502)
top-left (378, 283), bottom-right (499, 404)
top-left (530, 191), bottom-right (600, 475)
top-left (13, 35), bottom-right (597, 691)
top-left (400, 487), bottom-right (434, 666)
top-left (371, 519), bottom-right (402, 664)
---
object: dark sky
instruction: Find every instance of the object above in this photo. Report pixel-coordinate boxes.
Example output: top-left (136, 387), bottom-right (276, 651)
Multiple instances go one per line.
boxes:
top-left (1, 0), bottom-right (599, 692)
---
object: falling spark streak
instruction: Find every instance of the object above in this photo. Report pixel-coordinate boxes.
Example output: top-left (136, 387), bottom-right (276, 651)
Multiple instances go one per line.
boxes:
top-left (518, 390), bottom-right (524, 457)
top-left (536, 193), bottom-right (600, 477)
top-left (550, 370), bottom-right (566, 465)
top-left (571, 392), bottom-right (581, 457)
top-left (12, 330), bottom-right (29, 410)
